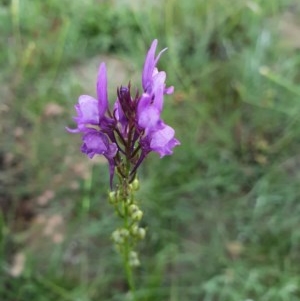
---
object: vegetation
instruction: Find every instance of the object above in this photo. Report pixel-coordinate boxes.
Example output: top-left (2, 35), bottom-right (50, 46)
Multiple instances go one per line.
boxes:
top-left (1, 0), bottom-right (300, 300)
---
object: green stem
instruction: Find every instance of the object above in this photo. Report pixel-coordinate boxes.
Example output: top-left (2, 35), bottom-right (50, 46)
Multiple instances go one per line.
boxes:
top-left (123, 211), bottom-right (136, 300)
top-left (121, 177), bottom-right (137, 301)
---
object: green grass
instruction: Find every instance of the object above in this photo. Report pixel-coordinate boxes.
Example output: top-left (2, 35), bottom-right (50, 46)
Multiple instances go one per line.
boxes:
top-left (1, 0), bottom-right (300, 300)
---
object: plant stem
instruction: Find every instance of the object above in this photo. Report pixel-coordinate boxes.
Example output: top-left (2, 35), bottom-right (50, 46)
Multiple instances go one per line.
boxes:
top-left (123, 211), bottom-right (136, 300)
top-left (121, 177), bottom-right (136, 301)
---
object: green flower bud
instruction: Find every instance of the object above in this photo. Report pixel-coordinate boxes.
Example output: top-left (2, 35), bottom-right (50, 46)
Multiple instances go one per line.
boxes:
top-left (130, 178), bottom-right (140, 191)
top-left (119, 228), bottom-right (129, 237)
top-left (137, 227), bottom-right (146, 240)
top-left (129, 258), bottom-right (140, 267)
top-left (112, 229), bottom-right (123, 244)
top-left (131, 210), bottom-right (143, 221)
top-left (112, 228), bottom-right (129, 244)
top-left (108, 191), bottom-right (117, 204)
top-left (116, 190), bottom-right (122, 201)
top-left (129, 251), bottom-right (138, 259)
top-left (131, 225), bottom-right (146, 239)
top-left (129, 251), bottom-right (140, 267)
top-left (131, 224), bottom-right (139, 236)
top-left (129, 204), bottom-right (139, 214)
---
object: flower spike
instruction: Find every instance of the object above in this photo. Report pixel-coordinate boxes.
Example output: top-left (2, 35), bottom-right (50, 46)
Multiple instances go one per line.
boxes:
top-left (67, 39), bottom-right (179, 187)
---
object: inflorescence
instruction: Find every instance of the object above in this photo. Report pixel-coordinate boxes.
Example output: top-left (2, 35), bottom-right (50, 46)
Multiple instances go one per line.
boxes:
top-left (67, 39), bottom-right (180, 187)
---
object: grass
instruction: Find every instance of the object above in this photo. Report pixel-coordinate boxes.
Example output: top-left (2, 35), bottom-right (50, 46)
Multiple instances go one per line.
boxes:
top-left (1, 0), bottom-right (300, 300)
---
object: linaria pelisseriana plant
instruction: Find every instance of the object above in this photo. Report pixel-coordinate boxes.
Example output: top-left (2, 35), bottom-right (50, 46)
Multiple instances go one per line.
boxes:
top-left (67, 39), bottom-right (179, 298)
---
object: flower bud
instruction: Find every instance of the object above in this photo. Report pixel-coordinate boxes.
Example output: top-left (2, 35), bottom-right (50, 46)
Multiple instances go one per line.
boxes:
top-left (131, 224), bottom-right (139, 236)
top-left (131, 225), bottom-right (146, 239)
top-left (131, 178), bottom-right (140, 191)
top-left (131, 210), bottom-right (143, 221)
top-left (129, 251), bottom-right (140, 267)
top-left (108, 191), bottom-right (117, 204)
top-left (119, 228), bottom-right (129, 238)
top-left (111, 228), bottom-right (129, 244)
top-left (116, 190), bottom-right (122, 202)
top-left (137, 227), bottom-right (146, 240)
top-left (129, 258), bottom-right (140, 267)
top-left (112, 229), bottom-right (123, 244)
top-left (129, 204), bottom-right (138, 214)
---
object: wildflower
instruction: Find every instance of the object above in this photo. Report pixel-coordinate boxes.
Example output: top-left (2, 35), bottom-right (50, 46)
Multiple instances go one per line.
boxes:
top-left (146, 124), bottom-right (179, 158)
top-left (142, 39), bottom-right (174, 95)
top-left (67, 41), bottom-right (181, 293)
top-left (67, 64), bottom-right (115, 134)
top-left (67, 39), bottom-right (179, 186)
top-left (138, 39), bottom-right (180, 157)
top-left (67, 64), bottom-right (117, 184)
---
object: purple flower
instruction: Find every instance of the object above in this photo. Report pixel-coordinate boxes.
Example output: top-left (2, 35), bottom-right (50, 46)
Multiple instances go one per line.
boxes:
top-left (142, 39), bottom-right (174, 96)
top-left (140, 124), bottom-right (180, 158)
top-left (137, 40), bottom-right (179, 157)
top-left (137, 94), bottom-right (162, 133)
top-left (149, 124), bottom-right (180, 157)
top-left (67, 63), bottom-right (114, 133)
top-left (81, 130), bottom-right (117, 186)
top-left (67, 63), bottom-right (117, 185)
top-left (81, 130), bottom-right (117, 159)
top-left (68, 39), bottom-right (179, 186)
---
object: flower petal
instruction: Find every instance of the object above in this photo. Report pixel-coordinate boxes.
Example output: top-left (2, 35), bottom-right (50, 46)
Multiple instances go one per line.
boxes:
top-left (137, 96), bottom-right (161, 132)
top-left (164, 86), bottom-right (174, 95)
top-left (81, 130), bottom-right (117, 159)
top-left (75, 95), bottom-right (99, 124)
top-left (151, 71), bottom-right (166, 112)
top-left (97, 63), bottom-right (109, 117)
top-left (142, 39), bottom-right (158, 91)
top-left (142, 40), bottom-right (173, 103)
top-left (149, 124), bottom-right (180, 157)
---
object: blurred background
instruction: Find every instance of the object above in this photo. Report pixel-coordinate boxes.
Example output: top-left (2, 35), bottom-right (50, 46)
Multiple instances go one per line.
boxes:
top-left (1, 0), bottom-right (300, 300)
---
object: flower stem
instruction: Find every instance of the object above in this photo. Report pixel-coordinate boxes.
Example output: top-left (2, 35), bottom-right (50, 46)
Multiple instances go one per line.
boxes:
top-left (121, 176), bottom-right (136, 300)
top-left (123, 207), bottom-right (136, 300)
top-left (111, 159), bottom-right (143, 300)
